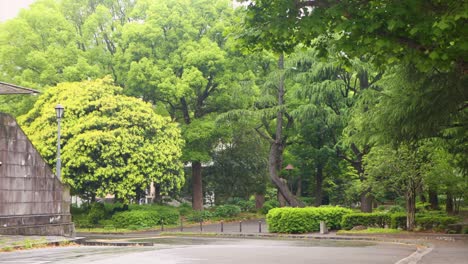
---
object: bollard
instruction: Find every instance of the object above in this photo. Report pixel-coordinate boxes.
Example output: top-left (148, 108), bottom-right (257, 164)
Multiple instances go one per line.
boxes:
top-left (161, 219), bottom-right (164, 231)
top-left (240, 221), bottom-right (242, 232)
top-left (221, 220), bottom-right (224, 233)
top-left (320, 221), bottom-right (328, 234)
top-left (180, 218), bottom-right (184, 232)
top-left (258, 221), bottom-right (262, 233)
top-left (200, 221), bottom-right (203, 232)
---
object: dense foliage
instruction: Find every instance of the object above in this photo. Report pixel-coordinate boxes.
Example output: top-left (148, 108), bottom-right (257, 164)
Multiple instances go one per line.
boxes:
top-left (1, 0), bottom-right (466, 231)
top-left (20, 78), bottom-right (184, 203)
top-left (267, 207), bottom-right (353, 233)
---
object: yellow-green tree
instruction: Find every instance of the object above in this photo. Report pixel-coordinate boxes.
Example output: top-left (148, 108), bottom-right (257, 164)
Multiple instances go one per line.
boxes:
top-left (20, 78), bottom-right (185, 203)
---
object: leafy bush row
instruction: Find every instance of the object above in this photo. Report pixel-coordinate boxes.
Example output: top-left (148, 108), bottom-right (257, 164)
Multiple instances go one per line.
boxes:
top-left (341, 213), bottom-right (391, 230)
top-left (111, 209), bottom-right (179, 228)
top-left (267, 206), bottom-right (353, 233)
top-left (344, 212), bottom-right (459, 231)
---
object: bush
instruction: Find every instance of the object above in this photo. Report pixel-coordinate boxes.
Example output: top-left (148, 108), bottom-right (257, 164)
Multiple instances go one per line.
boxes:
top-left (261, 200), bottom-right (280, 214)
top-left (225, 198), bottom-right (255, 212)
top-left (388, 206), bottom-right (405, 214)
top-left (111, 210), bottom-right (160, 228)
top-left (178, 203), bottom-right (193, 217)
top-left (416, 216), bottom-right (458, 231)
top-left (111, 206), bottom-right (179, 228)
top-left (214, 205), bottom-right (241, 218)
top-left (187, 210), bottom-right (213, 222)
top-left (70, 205), bottom-right (87, 215)
top-left (390, 213), bottom-right (407, 229)
top-left (87, 203), bottom-right (106, 224)
top-left (375, 205), bottom-right (386, 212)
top-left (341, 213), bottom-right (391, 230)
top-left (267, 206), bottom-right (353, 233)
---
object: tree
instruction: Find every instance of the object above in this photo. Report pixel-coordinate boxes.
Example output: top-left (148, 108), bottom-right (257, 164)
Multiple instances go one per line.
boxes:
top-left (365, 144), bottom-right (424, 230)
top-left (208, 120), bottom-right (269, 203)
top-left (19, 78), bottom-right (185, 203)
top-left (118, 0), bottom-right (258, 210)
top-left (289, 47), bottom-right (383, 211)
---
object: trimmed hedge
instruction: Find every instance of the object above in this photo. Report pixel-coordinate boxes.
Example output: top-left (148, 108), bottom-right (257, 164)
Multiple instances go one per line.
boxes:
top-left (111, 208), bottom-right (179, 228)
top-left (267, 206), bottom-right (353, 233)
top-left (416, 216), bottom-right (458, 230)
top-left (341, 213), bottom-right (391, 230)
top-left (391, 213), bottom-right (407, 229)
top-left (390, 213), bottom-right (458, 230)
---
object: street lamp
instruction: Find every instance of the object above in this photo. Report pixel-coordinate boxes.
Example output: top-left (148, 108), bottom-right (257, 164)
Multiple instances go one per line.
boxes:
top-left (284, 164), bottom-right (294, 194)
top-left (55, 104), bottom-right (64, 180)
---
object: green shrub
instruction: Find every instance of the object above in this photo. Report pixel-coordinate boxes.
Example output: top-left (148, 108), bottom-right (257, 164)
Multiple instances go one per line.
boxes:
top-left (375, 205), bottom-right (386, 212)
top-left (187, 210), bottom-right (213, 222)
top-left (214, 205), bottom-right (241, 218)
top-left (70, 205), bottom-right (87, 215)
top-left (178, 203), bottom-right (193, 217)
top-left (261, 200), bottom-right (280, 214)
top-left (416, 216), bottom-right (458, 230)
top-left (299, 197), bottom-right (314, 206)
top-left (111, 206), bottom-right (179, 228)
top-left (226, 198), bottom-right (255, 212)
top-left (267, 206), bottom-right (353, 233)
top-left (390, 213), bottom-right (407, 229)
top-left (341, 213), bottom-right (391, 230)
top-left (87, 203), bottom-right (106, 224)
top-left (74, 217), bottom-right (93, 228)
top-left (111, 210), bottom-right (160, 228)
top-left (388, 206), bottom-right (405, 213)
top-left (416, 202), bottom-right (431, 213)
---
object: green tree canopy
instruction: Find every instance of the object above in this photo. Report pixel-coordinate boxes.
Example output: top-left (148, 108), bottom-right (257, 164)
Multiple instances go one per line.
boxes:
top-left (20, 78), bottom-right (185, 203)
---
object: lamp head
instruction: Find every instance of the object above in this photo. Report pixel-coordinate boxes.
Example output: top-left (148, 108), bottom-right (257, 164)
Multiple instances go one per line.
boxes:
top-left (55, 104), bottom-right (64, 119)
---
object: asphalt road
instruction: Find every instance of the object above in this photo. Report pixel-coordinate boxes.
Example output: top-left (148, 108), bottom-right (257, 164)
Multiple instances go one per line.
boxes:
top-left (0, 237), bottom-right (415, 264)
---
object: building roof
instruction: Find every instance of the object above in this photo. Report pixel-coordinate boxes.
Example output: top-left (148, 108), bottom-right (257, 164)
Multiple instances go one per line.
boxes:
top-left (0, 82), bottom-right (40, 95)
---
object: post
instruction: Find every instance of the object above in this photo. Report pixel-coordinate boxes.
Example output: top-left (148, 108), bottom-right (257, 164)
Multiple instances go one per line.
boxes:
top-left (239, 221), bottom-right (242, 232)
top-left (221, 220), bottom-right (224, 233)
top-left (180, 218), bottom-right (184, 232)
top-left (320, 221), bottom-right (328, 234)
top-left (56, 117), bottom-right (61, 179)
top-left (161, 219), bottom-right (164, 231)
top-left (200, 221), bottom-right (203, 232)
top-left (258, 221), bottom-right (262, 233)
top-left (55, 104), bottom-right (64, 180)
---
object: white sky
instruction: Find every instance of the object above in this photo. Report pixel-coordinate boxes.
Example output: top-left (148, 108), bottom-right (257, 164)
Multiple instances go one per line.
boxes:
top-left (0, 0), bottom-right (36, 22)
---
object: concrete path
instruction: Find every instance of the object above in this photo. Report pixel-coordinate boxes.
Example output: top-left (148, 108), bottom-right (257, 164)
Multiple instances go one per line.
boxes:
top-left (0, 237), bottom-right (415, 264)
top-left (78, 219), bottom-right (468, 264)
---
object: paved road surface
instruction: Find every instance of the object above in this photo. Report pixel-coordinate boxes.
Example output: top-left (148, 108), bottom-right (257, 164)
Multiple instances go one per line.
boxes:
top-left (0, 237), bottom-right (415, 264)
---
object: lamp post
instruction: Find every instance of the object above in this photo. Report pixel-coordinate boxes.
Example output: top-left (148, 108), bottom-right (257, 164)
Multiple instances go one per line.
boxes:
top-left (284, 164), bottom-right (294, 194)
top-left (55, 104), bottom-right (64, 180)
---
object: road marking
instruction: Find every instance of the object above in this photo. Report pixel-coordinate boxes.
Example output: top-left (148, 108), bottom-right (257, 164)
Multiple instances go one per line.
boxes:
top-left (395, 244), bottom-right (434, 264)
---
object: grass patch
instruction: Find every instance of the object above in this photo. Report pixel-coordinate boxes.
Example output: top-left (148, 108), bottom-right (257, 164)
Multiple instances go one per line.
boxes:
top-left (337, 228), bottom-right (405, 235)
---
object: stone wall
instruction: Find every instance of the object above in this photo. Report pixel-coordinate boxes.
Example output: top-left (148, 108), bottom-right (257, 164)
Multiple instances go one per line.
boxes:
top-left (0, 113), bottom-right (74, 236)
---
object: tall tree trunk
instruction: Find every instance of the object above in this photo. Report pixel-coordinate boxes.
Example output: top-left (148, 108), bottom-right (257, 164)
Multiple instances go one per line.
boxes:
top-left (192, 161), bottom-right (203, 211)
top-left (268, 53), bottom-right (304, 208)
top-left (358, 159), bottom-right (372, 213)
top-left (152, 183), bottom-right (162, 204)
top-left (314, 166), bottom-right (323, 206)
top-left (429, 188), bottom-right (439, 210)
top-left (277, 187), bottom-right (287, 207)
top-left (406, 190), bottom-right (416, 231)
top-left (255, 193), bottom-right (265, 209)
top-left (360, 191), bottom-right (373, 213)
top-left (296, 175), bottom-right (302, 197)
top-left (446, 191), bottom-right (454, 215)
